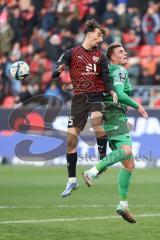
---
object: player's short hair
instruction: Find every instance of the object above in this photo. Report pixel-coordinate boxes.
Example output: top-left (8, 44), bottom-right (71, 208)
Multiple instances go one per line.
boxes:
top-left (84, 19), bottom-right (105, 35)
top-left (106, 42), bottom-right (122, 60)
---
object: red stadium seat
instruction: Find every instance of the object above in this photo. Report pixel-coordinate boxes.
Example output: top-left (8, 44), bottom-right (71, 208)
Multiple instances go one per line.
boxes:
top-left (43, 59), bottom-right (53, 71)
top-left (2, 96), bottom-right (14, 108)
top-left (132, 97), bottom-right (142, 104)
top-left (155, 34), bottom-right (160, 44)
top-left (140, 58), bottom-right (149, 67)
top-left (153, 99), bottom-right (160, 108)
top-left (152, 45), bottom-right (160, 57)
top-left (41, 71), bottom-right (52, 84)
top-left (138, 45), bottom-right (152, 58)
top-left (30, 61), bottom-right (40, 73)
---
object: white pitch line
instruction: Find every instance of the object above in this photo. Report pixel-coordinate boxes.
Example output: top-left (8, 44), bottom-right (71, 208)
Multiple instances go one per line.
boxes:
top-left (0, 213), bottom-right (160, 225)
top-left (1, 204), bottom-right (160, 209)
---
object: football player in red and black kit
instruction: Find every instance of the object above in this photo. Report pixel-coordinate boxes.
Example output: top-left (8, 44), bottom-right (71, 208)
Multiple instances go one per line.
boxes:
top-left (52, 19), bottom-right (116, 197)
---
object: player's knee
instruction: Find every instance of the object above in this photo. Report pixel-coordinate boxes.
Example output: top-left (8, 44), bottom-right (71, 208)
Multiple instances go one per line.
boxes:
top-left (93, 126), bottom-right (106, 138)
top-left (123, 160), bottom-right (135, 171)
top-left (121, 145), bottom-right (132, 156)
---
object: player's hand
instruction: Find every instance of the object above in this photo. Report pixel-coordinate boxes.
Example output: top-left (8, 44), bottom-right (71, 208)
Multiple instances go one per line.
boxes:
top-left (110, 91), bottom-right (118, 104)
top-left (137, 105), bottom-right (148, 119)
top-left (57, 64), bottom-right (66, 73)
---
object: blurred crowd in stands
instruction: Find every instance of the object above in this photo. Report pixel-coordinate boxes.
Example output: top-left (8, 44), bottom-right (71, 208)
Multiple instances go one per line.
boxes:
top-left (0, 0), bottom-right (160, 108)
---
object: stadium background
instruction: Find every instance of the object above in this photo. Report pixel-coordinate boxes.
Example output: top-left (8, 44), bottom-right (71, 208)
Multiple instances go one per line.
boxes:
top-left (0, 0), bottom-right (160, 166)
top-left (0, 1), bottom-right (160, 240)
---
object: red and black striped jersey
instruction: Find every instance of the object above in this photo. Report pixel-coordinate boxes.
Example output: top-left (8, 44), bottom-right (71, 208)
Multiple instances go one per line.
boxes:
top-left (52, 45), bottom-right (111, 95)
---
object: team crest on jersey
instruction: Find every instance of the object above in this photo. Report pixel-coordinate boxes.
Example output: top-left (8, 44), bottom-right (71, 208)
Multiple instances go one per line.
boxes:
top-left (119, 73), bottom-right (126, 81)
top-left (93, 56), bottom-right (99, 62)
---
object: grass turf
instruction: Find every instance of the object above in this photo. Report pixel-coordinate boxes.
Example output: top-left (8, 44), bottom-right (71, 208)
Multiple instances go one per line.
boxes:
top-left (0, 166), bottom-right (160, 240)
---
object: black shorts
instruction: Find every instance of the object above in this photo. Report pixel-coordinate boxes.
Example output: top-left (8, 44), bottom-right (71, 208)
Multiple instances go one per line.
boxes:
top-left (68, 92), bottom-right (106, 130)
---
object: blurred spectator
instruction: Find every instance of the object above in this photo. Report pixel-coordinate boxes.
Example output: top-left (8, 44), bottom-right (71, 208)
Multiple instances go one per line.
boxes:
top-left (122, 29), bottom-right (141, 55)
top-left (102, 2), bottom-right (119, 30)
top-left (140, 56), bottom-right (157, 84)
top-left (154, 58), bottom-right (160, 85)
top-left (116, 3), bottom-right (128, 31)
top-left (20, 4), bottom-right (38, 43)
top-left (92, 0), bottom-right (107, 22)
top-left (61, 29), bottom-right (75, 51)
top-left (10, 42), bottom-right (21, 59)
top-left (14, 80), bottom-right (40, 105)
top-left (0, 0), bottom-right (160, 108)
top-left (0, 66), bottom-right (5, 104)
top-left (128, 57), bottom-right (141, 85)
top-left (9, 7), bottom-right (23, 43)
top-left (45, 82), bottom-right (64, 101)
top-left (85, 6), bottom-right (99, 22)
top-left (142, 6), bottom-right (160, 45)
top-left (127, 6), bottom-right (140, 29)
top-left (66, 12), bottom-right (81, 35)
top-left (0, 0), bottom-right (7, 11)
top-left (19, 0), bottom-right (31, 11)
top-left (45, 33), bottom-right (63, 62)
top-left (30, 27), bottom-right (45, 52)
top-left (103, 28), bottom-right (114, 46)
top-left (140, 68), bottom-right (154, 85)
top-left (130, 16), bottom-right (143, 41)
top-left (0, 8), bottom-right (14, 54)
top-left (40, 7), bottom-right (57, 32)
top-left (132, 86), bottom-right (150, 105)
top-left (56, 0), bottom-right (69, 14)
top-left (31, 0), bottom-right (44, 13)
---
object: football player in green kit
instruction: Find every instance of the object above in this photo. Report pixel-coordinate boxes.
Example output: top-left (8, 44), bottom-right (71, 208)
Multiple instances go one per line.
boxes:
top-left (82, 42), bottom-right (148, 224)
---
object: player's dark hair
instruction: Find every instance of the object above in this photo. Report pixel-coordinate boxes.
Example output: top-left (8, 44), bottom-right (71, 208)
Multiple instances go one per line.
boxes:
top-left (106, 42), bottom-right (122, 60)
top-left (84, 19), bottom-right (105, 35)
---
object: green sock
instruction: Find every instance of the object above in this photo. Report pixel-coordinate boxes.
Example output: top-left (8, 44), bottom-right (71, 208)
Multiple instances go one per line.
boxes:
top-left (96, 148), bottom-right (127, 172)
top-left (118, 168), bottom-right (132, 200)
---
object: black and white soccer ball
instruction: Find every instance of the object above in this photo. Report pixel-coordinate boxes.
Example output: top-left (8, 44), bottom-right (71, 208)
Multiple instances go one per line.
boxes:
top-left (9, 61), bottom-right (30, 80)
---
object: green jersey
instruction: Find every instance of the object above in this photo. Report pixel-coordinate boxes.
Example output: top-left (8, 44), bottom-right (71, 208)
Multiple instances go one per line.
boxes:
top-left (104, 64), bottom-right (138, 110)
top-left (109, 64), bottom-right (132, 98)
top-left (103, 64), bottom-right (138, 141)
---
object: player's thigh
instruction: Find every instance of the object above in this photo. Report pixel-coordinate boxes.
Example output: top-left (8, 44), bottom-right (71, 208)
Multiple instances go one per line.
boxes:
top-left (90, 111), bottom-right (103, 129)
top-left (68, 94), bottom-right (88, 130)
top-left (109, 133), bottom-right (132, 155)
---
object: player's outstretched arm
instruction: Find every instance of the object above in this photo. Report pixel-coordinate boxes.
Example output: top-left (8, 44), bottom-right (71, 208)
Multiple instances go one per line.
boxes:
top-left (115, 84), bottom-right (148, 118)
top-left (115, 84), bottom-right (139, 108)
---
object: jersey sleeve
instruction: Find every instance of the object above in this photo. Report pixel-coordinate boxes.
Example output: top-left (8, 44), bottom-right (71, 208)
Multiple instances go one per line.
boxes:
top-left (100, 54), bottom-right (113, 92)
top-left (114, 82), bottom-right (139, 109)
top-left (52, 50), bottom-right (72, 78)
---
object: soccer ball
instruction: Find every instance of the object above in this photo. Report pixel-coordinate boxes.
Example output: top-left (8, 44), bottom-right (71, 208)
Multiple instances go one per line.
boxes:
top-left (9, 61), bottom-right (30, 80)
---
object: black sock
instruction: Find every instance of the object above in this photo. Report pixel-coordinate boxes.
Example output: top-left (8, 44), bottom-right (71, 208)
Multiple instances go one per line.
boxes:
top-left (67, 152), bottom-right (77, 178)
top-left (96, 137), bottom-right (107, 160)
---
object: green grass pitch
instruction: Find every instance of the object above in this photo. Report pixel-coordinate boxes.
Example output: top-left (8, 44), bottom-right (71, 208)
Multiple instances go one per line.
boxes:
top-left (0, 166), bottom-right (160, 240)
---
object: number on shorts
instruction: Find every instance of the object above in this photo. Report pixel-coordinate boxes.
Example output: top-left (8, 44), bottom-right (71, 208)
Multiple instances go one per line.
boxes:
top-left (68, 116), bottom-right (74, 126)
